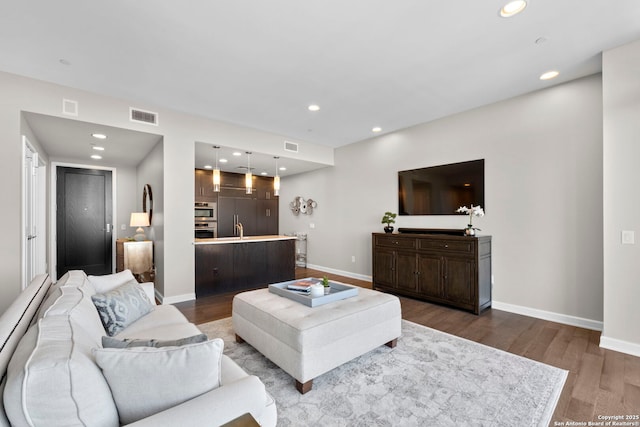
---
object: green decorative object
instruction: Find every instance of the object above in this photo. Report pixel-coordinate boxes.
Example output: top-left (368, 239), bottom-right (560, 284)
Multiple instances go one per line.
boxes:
top-left (381, 211), bottom-right (397, 233)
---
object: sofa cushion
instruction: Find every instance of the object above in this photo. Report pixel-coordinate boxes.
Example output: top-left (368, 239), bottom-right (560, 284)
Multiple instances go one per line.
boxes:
top-left (102, 333), bottom-right (208, 348)
top-left (94, 339), bottom-right (224, 424)
top-left (92, 281), bottom-right (154, 336)
top-left (4, 317), bottom-right (119, 427)
top-left (88, 269), bottom-right (137, 293)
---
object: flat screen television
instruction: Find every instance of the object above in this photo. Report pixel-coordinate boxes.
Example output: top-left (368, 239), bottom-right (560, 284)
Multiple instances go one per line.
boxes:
top-left (398, 159), bottom-right (484, 215)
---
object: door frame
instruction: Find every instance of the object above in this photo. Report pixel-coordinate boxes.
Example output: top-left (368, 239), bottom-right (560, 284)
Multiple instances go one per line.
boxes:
top-left (50, 162), bottom-right (118, 280)
top-left (21, 136), bottom-right (47, 289)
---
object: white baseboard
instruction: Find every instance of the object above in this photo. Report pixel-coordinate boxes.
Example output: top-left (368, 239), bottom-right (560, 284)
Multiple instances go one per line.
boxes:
top-left (305, 264), bottom-right (372, 282)
top-left (157, 291), bottom-right (195, 305)
top-left (491, 301), bottom-right (603, 331)
top-left (599, 335), bottom-right (640, 358)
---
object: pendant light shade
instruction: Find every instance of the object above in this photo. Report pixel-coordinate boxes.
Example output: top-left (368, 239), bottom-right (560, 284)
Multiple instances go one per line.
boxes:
top-left (212, 146), bottom-right (221, 192)
top-left (273, 156), bottom-right (280, 196)
top-left (245, 152), bottom-right (252, 194)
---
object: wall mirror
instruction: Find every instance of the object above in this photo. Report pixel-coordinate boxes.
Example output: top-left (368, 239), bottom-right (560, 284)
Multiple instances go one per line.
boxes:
top-left (143, 184), bottom-right (153, 225)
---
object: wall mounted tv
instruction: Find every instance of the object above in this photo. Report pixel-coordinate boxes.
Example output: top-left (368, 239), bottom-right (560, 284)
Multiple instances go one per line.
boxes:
top-left (398, 159), bottom-right (484, 215)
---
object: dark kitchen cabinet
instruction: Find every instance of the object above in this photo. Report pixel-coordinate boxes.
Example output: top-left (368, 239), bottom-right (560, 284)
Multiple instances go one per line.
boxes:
top-left (195, 169), bottom-right (216, 202)
top-left (218, 197), bottom-right (258, 237)
top-left (256, 199), bottom-right (278, 235)
top-left (195, 238), bottom-right (295, 297)
top-left (372, 232), bottom-right (491, 314)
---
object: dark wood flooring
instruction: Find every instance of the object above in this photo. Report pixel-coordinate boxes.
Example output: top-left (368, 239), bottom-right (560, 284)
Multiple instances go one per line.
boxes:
top-left (173, 268), bottom-right (640, 426)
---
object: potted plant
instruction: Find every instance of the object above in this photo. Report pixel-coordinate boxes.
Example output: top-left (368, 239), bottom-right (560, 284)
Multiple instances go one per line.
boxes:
top-left (381, 211), bottom-right (397, 233)
top-left (322, 276), bottom-right (330, 294)
top-left (456, 204), bottom-right (484, 236)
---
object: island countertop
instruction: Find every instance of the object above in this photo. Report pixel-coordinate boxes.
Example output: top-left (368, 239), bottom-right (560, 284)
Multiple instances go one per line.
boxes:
top-left (194, 235), bottom-right (297, 245)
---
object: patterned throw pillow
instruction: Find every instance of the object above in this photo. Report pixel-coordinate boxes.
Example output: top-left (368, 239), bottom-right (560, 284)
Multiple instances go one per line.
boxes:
top-left (91, 280), bottom-right (153, 336)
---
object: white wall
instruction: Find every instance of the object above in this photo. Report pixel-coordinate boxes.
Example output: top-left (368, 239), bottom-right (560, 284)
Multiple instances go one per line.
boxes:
top-left (136, 140), bottom-right (165, 295)
top-left (281, 74), bottom-right (604, 326)
top-left (0, 70), bottom-right (333, 314)
top-left (601, 39), bottom-right (640, 356)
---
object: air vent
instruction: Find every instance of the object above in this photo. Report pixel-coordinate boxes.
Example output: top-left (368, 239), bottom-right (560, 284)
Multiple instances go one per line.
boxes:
top-left (130, 107), bottom-right (159, 126)
top-left (62, 99), bottom-right (78, 116)
top-left (284, 141), bottom-right (299, 153)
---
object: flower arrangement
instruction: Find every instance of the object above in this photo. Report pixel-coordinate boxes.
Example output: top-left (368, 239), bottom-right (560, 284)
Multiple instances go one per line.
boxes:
top-left (456, 205), bottom-right (484, 235)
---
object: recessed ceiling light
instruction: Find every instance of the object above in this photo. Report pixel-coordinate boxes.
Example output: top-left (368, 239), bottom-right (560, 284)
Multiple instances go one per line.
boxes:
top-left (220, 158), bottom-right (228, 163)
top-left (204, 165), bottom-right (212, 169)
top-left (92, 133), bottom-right (107, 139)
top-left (92, 146), bottom-right (105, 151)
top-left (279, 167), bottom-right (287, 171)
top-left (91, 154), bottom-right (102, 160)
top-left (308, 104), bottom-right (320, 112)
top-left (232, 152), bottom-right (242, 156)
top-left (500, 0), bottom-right (527, 17)
top-left (260, 172), bottom-right (268, 176)
top-left (540, 70), bottom-right (560, 80)
top-left (372, 127), bottom-right (382, 133)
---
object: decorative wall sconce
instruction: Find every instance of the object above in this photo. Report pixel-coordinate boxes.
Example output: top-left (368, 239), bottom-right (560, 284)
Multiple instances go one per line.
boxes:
top-left (290, 196), bottom-right (317, 215)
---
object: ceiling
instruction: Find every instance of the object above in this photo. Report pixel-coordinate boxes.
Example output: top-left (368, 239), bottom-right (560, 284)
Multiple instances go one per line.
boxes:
top-left (3, 1), bottom-right (640, 150)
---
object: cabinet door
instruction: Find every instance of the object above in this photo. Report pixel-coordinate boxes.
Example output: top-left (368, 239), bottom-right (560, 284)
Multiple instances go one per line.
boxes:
top-left (417, 253), bottom-right (442, 298)
top-left (235, 198), bottom-right (257, 236)
top-left (265, 239), bottom-right (295, 284)
top-left (396, 252), bottom-right (418, 292)
top-left (195, 169), bottom-right (216, 201)
top-left (217, 197), bottom-right (237, 237)
top-left (257, 200), bottom-right (278, 235)
top-left (233, 242), bottom-right (267, 288)
top-left (373, 248), bottom-right (396, 288)
top-left (443, 256), bottom-right (475, 306)
top-left (195, 244), bottom-right (234, 297)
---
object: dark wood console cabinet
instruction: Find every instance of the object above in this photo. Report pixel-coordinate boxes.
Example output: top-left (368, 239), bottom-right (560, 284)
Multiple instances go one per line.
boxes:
top-left (372, 232), bottom-right (491, 314)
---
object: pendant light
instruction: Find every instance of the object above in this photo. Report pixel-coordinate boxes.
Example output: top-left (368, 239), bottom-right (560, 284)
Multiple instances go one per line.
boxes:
top-left (273, 156), bottom-right (280, 196)
top-left (245, 151), bottom-right (252, 194)
top-left (212, 146), bottom-right (221, 192)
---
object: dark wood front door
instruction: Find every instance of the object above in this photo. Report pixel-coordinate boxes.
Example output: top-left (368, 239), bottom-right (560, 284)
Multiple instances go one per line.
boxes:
top-left (56, 167), bottom-right (113, 279)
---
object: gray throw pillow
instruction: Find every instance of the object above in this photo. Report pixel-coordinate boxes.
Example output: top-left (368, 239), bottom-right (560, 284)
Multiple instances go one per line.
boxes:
top-left (93, 339), bottom-right (224, 424)
top-left (101, 334), bottom-right (208, 348)
top-left (91, 280), bottom-right (153, 336)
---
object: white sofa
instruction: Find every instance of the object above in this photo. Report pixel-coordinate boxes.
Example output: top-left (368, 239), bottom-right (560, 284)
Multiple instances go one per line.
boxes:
top-left (0, 271), bottom-right (277, 427)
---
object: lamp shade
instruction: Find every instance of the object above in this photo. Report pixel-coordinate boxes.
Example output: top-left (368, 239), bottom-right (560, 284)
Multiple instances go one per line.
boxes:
top-left (130, 212), bottom-right (150, 227)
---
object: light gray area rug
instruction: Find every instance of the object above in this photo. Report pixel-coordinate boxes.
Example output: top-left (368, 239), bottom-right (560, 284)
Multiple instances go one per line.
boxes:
top-left (198, 318), bottom-right (567, 427)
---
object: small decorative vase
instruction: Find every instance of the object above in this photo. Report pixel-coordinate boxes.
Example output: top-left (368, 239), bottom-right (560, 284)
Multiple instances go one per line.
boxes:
top-left (384, 226), bottom-right (394, 233)
top-left (324, 286), bottom-right (331, 295)
top-left (464, 226), bottom-right (475, 236)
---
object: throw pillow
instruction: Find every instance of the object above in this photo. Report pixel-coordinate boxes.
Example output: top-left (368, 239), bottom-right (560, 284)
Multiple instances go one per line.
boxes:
top-left (101, 333), bottom-right (208, 348)
top-left (93, 339), bottom-right (224, 424)
top-left (91, 281), bottom-right (153, 336)
top-left (88, 270), bottom-right (137, 294)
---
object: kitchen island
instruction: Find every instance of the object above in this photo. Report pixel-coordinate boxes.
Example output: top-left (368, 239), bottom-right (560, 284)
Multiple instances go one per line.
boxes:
top-left (194, 235), bottom-right (296, 297)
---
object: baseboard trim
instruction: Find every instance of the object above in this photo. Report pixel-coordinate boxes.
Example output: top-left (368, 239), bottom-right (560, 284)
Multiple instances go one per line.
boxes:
top-left (492, 301), bottom-right (603, 331)
top-left (305, 264), bottom-right (372, 282)
top-left (599, 335), bottom-right (640, 357)
top-left (157, 291), bottom-right (195, 305)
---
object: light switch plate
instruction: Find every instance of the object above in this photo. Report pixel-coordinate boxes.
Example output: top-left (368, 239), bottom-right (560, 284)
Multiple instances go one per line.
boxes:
top-left (622, 230), bottom-right (635, 245)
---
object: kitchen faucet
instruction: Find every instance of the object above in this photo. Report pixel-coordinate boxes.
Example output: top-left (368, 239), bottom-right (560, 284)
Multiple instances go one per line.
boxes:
top-left (235, 222), bottom-right (244, 239)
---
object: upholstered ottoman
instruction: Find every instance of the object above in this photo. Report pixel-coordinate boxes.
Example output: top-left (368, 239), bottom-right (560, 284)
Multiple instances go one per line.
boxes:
top-left (232, 285), bottom-right (401, 393)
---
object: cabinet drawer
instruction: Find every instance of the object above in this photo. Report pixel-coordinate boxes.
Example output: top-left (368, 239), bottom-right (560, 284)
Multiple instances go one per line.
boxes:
top-left (375, 235), bottom-right (416, 249)
top-left (418, 239), bottom-right (474, 254)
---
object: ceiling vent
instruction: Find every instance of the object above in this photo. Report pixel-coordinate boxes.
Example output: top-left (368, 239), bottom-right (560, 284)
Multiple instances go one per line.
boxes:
top-left (62, 99), bottom-right (78, 116)
top-left (284, 141), bottom-right (299, 153)
top-left (130, 107), bottom-right (158, 126)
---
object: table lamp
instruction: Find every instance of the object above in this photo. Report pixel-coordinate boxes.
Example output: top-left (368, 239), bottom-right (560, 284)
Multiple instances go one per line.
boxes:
top-left (130, 212), bottom-right (150, 241)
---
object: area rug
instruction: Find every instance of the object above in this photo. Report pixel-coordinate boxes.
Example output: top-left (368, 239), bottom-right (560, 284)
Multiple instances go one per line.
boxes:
top-left (198, 318), bottom-right (567, 427)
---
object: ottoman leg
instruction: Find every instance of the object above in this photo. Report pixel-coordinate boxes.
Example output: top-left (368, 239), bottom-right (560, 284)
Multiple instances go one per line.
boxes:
top-left (235, 334), bottom-right (245, 344)
top-left (296, 379), bottom-right (313, 394)
top-left (385, 338), bottom-right (398, 348)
